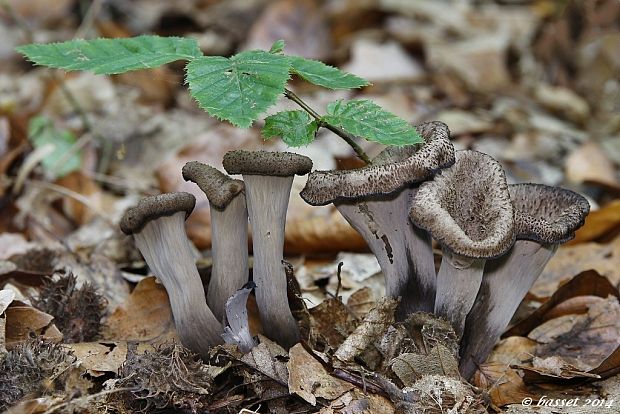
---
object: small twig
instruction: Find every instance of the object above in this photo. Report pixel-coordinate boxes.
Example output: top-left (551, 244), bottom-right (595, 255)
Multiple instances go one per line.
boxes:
top-left (26, 178), bottom-right (114, 227)
top-left (335, 261), bottom-right (344, 300)
top-left (0, 0), bottom-right (33, 43)
top-left (284, 88), bottom-right (371, 164)
top-left (74, 0), bottom-right (104, 39)
top-left (332, 368), bottom-right (387, 397)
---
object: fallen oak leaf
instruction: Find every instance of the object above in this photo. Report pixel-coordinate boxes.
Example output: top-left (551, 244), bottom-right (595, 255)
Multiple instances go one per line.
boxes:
top-left (504, 270), bottom-right (619, 337)
top-left (530, 296), bottom-right (620, 369)
top-left (65, 341), bottom-right (128, 377)
top-left (4, 301), bottom-right (63, 347)
top-left (288, 343), bottom-right (354, 406)
top-left (237, 335), bottom-right (289, 386)
top-left (102, 277), bottom-right (177, 344)
top-left (474, 362), bottom-right (534, 406)
top-left (514, 356), bottom-right (601, 383)
top-left (570, 199), bottom-right (620, 244)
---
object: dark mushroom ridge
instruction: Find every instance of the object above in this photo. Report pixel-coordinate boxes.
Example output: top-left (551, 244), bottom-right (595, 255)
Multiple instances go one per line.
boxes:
top-left (301, 121), bottom-right (454, 207)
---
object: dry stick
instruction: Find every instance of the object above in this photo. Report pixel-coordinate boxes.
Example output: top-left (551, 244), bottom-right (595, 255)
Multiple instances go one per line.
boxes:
top-left (24, 178), bottom-right (114, 226)
top-left (74, 0), bottom-right (104, 39)
top-left (283, 88), bottom-right (371, 165)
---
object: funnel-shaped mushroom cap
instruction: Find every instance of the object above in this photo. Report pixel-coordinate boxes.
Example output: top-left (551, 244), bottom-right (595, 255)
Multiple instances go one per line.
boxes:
top-left (120, 192), bottom-right (196, 235)
top-left (223, 150), bottom-right (312, 176)
top-left (182, 161), bottom-right (244, 211)
top-left (300, 121), bottom-right (454, 206)
top-left (510, 184), bottom-right (590, 244)
top-left (409, 150), bottom-right (515, 259)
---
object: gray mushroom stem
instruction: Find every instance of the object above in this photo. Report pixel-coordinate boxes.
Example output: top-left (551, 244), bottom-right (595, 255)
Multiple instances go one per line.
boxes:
top-left (434, 250), bottom-right (484, 337)
top-left (133, 212), bottom-right (223, 355)
top-left (182, 161), bottom-right (249, 322)
top-left (208, 195), bottom-right (248, 322)
top-left (335, 187), bottom-right (436, 316)
top-left (459, 241), bottom-right (556, 379)
top-left (223, 150), bottom-right (312, 348)
top-left (244, 175), bottom-right (300, 348)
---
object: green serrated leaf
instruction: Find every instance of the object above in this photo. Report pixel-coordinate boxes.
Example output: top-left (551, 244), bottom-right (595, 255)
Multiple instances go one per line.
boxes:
top-left (28, 116), bottom-right (81, 178)
top-left (269, 40), bottom-right (286, 54)
top-left (290, 56), bottom-right (369, 90)
top-left (186, 50), bottom-right (291, 128)
top-left (16, 35), bottom-right (202, 75)
top-left (322, 100), bottom-right (422, 146)
top-left (263, 110), bottom-right (318, 147)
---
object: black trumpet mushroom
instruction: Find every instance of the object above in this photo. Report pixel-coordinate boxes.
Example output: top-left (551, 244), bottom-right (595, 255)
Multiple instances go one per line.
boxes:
top-left (301, 122), bottom-right (455, 318)
top-left (409, 150), bottom-right (516, 338)
top-left (223, 150), bottom-right (312, 348)
top-left (459, 184), bottom-right (590, 379)
top-left (182, 161), bottom-right (249, 322)
top-left (120, 192), bottom-right (223, 357)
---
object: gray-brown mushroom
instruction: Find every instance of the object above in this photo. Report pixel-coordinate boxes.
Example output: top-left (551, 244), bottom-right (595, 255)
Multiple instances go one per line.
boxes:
top-left (409, 150), bottom-right (515, 337)
top-left (223, 150), bottom-right (312, 348)
top-left (182, 161), bottom-right (248, 322)
top-left (120, 192), bottom-right (223, 357)
top-left (459, 184), bottom-right (590, 379)
top-left (301, 122), bottom-right (455, 318)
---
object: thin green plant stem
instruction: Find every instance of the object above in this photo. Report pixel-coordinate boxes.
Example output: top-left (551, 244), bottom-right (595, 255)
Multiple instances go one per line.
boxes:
top-left (284, 88), bottom-right (371, 164)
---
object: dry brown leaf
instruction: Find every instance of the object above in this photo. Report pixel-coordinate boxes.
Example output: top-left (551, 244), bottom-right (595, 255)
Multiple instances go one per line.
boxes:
top-left (475, 362), bottom-right (533, 406)
top-left (244, 0), bottom-right (331, 60)
top-left (319, 388), bottom-right (395, 414)
top-left (238, 335), bottom-right (289, 386)
top-left (344, 38), bottom-right (424, 83)
top-left (55, 172), bottom-right (104, 226)
top-left (427, 35), bottom-right (511, 92)
top-left (570, 199), bottom-right (620, 244)
top-left (4, 0), bottom-right (73, 22)
top-left (115, 68), bottom-right (179, 105)
top-left (334, 298), bottom-right (397, 363)
top-left (285, 211), bottom-right (368, 254)
top-left (390, 345), bottom-right (459, 387)
top-left (346, 287), bottom-right (375, 319)
top-left (543, 295), bottom-right (605, 320)
top-left (0, 288), bottom-right (15, 314)
top-left (566, 142), bottom-right (619, 188)
top-left (67, 341), bottom-right (128, 376)
top-left (4, 303), bottom-right (62, 346)
top-left (531, 296), bottom-right (620, 372)
top-left (309, 298), bottom-right (356, 350)
top-left (516, 356), bottom-right (601, 383)
top-left (103, 276), bottom-right (178, 343)
top-left (488, 336), bottom-right (538, 366)
top-left (506, 270), bottom-right (619, 337)
top-left (535, 84), bottom-right (590, 123)
top-left (288, 344), bottom-right (354, 406)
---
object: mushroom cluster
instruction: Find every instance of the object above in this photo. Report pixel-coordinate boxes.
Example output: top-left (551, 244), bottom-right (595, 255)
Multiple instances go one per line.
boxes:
top-left (301, 121), bottom-right (589, 380)
top-left (120, 151), bottom-right (312, 357)
top-left (120, 122), bottom-right (589, 381)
